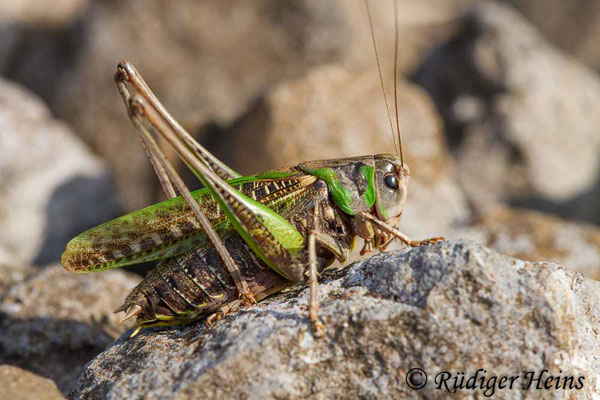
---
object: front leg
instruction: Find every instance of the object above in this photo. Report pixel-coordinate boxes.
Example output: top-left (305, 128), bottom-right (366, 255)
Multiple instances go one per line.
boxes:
top-left (307, 232), bottom-right (324, 338)
top-left (307, 231), bottom-right (350, 338)
top-left (358, 212), bottom-right (445, 248)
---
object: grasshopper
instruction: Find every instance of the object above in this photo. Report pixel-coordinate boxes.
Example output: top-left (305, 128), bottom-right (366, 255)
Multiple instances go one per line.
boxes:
top-left (61, 0), bottom-right (443, 338)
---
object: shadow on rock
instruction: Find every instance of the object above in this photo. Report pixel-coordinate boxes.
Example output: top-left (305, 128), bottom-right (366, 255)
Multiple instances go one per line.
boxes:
top-left (510, 167), bottom-right (600, 225)
top-left (0, 314), bottom-right (115, 395)
top-left (33, 173), bottom-right (121, 266)
top-left (2, 20), bottom-right (84, 106)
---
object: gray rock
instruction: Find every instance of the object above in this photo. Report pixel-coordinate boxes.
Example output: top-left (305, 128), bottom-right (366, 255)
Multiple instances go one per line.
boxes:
top-left (0, 264), bottom-right (141, 395)
top-left (414, 2), bottom-right (600, 224)
top-left (505, 0), bottom-right (600, 72)
top-left (69, 241), bottom-right (600, 399)
top-left (0, 78), bottom-right (121, 265)
top-left (331, 0), bottom-right (480, 73)
top-left (461, 205), bottom-right (600, 281)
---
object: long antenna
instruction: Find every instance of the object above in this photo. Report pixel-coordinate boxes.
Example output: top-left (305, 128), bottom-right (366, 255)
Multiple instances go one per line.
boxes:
top-left (392, 0), bottom-right (404, 165)
top-left (365, 0), bottom-right (399, 157)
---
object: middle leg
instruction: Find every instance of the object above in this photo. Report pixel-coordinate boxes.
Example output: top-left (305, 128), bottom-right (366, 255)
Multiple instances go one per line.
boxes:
top-left (306, 230), bottom-right (350, 338)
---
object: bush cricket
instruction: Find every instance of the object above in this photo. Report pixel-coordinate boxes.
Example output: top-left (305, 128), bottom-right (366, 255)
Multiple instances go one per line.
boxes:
top-left (61, 0), bottom-right (443, 338)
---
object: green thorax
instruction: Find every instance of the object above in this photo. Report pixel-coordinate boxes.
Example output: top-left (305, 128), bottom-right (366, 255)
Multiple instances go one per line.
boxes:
top-left (298, 156), bottom-right (376, 216)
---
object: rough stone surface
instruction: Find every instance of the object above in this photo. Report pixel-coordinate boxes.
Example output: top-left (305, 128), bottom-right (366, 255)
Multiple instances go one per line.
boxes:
top-left (0, 365), bottom-right (64, 400)
top-left (465, 206), bottom-right (600, 281)
top-left (0, 264), bottom-right (141, 394)
top-left (69, 241), bottom-right (599, 399)
top-left (0, 78), bottom-right (121, 266)
top-left (414, 2), bottom-right (600, 224)
top-left (212, 66), bottom-right (470, 240)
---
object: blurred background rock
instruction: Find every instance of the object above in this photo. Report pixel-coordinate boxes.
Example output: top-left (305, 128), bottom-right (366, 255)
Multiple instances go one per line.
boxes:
top-left (0, 0), bottom-right (599, 396)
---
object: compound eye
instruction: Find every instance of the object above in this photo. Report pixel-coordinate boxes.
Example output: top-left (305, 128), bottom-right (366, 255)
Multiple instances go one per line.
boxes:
top-left (384, 173), bottom-right (398, 190)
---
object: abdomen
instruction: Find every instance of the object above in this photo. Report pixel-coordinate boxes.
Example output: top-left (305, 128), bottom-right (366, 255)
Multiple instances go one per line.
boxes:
top-left (122, 232), bottom-right (292, 327)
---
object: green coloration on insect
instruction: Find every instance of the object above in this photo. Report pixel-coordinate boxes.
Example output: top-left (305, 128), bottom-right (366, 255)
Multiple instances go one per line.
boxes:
top-left (63, 171), bottom-right (298, 272)
top-left (360, 165), bottom-right (376, 207)
top-left (61, 1), bottom-right (443, 338)
top-left (298, 166), bottom-right (356, 216)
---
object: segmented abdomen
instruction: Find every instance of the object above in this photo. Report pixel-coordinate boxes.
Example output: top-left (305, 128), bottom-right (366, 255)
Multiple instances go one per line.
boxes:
top-left (123, 232), bottom-right (291, 326)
